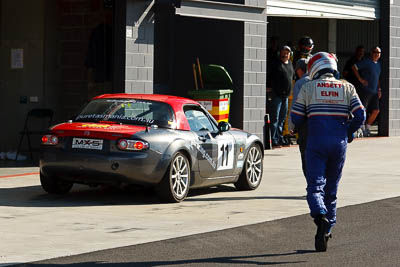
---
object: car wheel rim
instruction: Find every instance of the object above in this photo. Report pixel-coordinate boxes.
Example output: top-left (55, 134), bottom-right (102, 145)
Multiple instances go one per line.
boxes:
top-left (171, 155), bottom-right (189, 199)
top-left (246, 146), bottom-right (262, 186)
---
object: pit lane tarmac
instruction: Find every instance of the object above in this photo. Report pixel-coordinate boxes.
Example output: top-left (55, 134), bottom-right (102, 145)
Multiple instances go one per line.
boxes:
top-left (1, 137), bottom-right (400, 266)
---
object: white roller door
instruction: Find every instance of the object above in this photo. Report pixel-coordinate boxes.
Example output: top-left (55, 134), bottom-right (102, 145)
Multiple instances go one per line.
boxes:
top-left (267, 0), bottom-right (380, 20)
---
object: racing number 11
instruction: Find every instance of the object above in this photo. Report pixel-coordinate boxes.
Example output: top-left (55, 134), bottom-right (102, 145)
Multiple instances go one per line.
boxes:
top-left (217, 140), bottom-right (234, 170)
top-left (220, 144), bottom-right (230, 166)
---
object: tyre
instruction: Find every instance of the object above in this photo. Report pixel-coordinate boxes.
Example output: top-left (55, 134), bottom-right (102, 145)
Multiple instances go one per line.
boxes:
top-left (40, 172), bottom-right (73, 194)
top-left (156, 152), bottom-right (191, 203)
top-left (235, 144), bottom-right (263, 190)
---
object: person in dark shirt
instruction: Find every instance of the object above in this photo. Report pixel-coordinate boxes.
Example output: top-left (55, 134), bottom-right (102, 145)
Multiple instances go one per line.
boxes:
top-left (267, 36), bottom-right (279, 72)
top-left (267, 45), bottom-right (295, 148)
top-left (342, 45), bottom-right (365, 94)
top-left (85, 8), bottom-right (113, 100)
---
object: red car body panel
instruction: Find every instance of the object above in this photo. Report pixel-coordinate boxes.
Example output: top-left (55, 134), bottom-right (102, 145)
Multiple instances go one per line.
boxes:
top-left (51, 122), bottom-right (147, 140)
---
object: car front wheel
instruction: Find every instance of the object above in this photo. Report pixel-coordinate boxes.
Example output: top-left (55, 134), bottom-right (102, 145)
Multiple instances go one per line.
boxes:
top-left (40, 173), bottom-right (73, 194)
top-left (235, 144), bottom-right (263, 190)
top-left (156, 152), bottom-right (191, 203)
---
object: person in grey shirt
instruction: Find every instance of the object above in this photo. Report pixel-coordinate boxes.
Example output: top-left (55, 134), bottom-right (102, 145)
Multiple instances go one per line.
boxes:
top-left (289, 58), bottom-right (310, 176)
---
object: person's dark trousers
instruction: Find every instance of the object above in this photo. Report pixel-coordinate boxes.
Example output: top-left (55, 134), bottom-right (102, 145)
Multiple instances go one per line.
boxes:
top-left (269, 94), bottom-right (288, 145)
top-left (297, 124), bottom-right (308, 177)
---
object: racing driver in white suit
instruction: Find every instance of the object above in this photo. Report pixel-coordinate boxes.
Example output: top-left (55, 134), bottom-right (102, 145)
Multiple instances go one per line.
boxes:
top-left (291, 52), bottom-right (366, 252)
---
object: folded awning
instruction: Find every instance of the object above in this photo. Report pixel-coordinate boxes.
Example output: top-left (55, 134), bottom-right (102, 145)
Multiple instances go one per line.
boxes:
top-left (175, 0), bottom-right (266, 23)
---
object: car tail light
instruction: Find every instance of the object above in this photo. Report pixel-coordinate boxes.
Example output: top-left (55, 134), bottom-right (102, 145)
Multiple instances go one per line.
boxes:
top-left (42, 135), bottom-right (59, 145)
top-left (117, 139), bottom-right (148, 151)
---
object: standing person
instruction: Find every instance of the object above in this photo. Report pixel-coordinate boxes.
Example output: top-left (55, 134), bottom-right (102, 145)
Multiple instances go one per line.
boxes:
top-left (267, 46), bottom-right (295, 148)
top-left (351, 46), bottom-right (382, 136)
top-left (267, 36), bottom-right (280, 72)
top-left (85, 6), bottom-right (113, 101)
top-left (291, 52), bottom-right (366, 252)
top-left (293, 36), bottom-right (314, 77)
top-left (342, 45), bottom-right (365, 91)
top-left (289, 58), bottom-right (310, 177)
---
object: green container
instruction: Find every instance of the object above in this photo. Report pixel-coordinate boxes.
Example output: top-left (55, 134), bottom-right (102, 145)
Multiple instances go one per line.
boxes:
top-left (199, 64), bottom-right (233, 90)
top-left (189, 64), bottom-right (234, 122)
top-left (188, 89), bottom-right (233, 100)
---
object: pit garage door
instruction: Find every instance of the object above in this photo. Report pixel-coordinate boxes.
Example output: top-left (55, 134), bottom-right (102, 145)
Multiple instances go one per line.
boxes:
top-left (267, 0), bottom-right (380, 20)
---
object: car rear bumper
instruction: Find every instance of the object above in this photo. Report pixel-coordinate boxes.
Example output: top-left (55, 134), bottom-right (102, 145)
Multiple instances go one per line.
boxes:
top-left (40, 148), bottom-right (170, 186)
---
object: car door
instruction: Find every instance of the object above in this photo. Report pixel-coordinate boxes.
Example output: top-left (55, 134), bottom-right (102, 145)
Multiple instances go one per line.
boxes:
top-left (184, 105), bottom-right (236, 179)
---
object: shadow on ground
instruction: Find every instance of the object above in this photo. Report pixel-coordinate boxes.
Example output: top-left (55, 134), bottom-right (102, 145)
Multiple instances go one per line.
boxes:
top-left (0, 183), bottom-right (305, 208)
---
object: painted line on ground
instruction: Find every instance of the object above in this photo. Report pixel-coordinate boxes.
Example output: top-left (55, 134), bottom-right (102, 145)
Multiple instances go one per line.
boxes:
top-left (0, 172), bottom-right (39, 179)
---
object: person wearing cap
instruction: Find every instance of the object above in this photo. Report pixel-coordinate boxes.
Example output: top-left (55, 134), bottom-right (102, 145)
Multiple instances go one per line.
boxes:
top-left (267, 45), bottom-right (295, 148)
top-left (291, 52), bottom-right (365, 252)
top-left (289, 58), bottom-right (310, 176)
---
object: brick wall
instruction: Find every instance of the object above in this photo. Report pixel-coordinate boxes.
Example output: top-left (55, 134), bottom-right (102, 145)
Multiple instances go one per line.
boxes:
top-left (381, 0), bottom-right (400, 136)
top-left (243, 0), bottom-right (267, 142)
top-left (125, 0), bottom-right (154, 94)
top-left (389, 1), bottom-right (400, 135)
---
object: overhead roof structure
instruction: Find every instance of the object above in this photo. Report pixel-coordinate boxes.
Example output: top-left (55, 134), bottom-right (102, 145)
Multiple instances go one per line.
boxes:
top-left (267, 0), bottom-right (380, 20)
top-left (175, 0), bottom-right (266, 23)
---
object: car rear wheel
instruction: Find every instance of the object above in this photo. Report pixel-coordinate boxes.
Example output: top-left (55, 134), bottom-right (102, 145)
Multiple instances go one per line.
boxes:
top-left (40, 172), bottom-right (73, 194)
top-left (156, 152), bottom-right (191, 203)
top-left (235, 144), bottom-right (263, 190)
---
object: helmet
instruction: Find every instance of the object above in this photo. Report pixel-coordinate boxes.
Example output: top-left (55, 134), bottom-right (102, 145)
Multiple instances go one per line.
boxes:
top-left (298, 36), bottom-right (314, 55)
top-left (307, 52), bottom-right (338, 80)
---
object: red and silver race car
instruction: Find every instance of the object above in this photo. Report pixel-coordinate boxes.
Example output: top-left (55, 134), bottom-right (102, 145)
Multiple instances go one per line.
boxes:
top-left (40, 94), bottom-right (264, 202)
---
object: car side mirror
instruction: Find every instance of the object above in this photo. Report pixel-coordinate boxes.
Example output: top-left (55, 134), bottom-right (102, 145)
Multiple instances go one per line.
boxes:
top-left (218, 121), bottom-right (231, 133)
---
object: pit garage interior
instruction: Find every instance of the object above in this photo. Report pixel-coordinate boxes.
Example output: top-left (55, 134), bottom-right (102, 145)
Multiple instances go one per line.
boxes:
top-left (0, 0), bottom-right (398, 160)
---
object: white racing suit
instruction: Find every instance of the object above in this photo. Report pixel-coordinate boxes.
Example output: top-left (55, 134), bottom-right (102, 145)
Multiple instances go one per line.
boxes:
top-left (291, 73), bottom-right (366, 229)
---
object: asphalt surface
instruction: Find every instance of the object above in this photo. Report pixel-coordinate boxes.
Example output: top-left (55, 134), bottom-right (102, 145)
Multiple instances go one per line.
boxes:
top-left (2, 136), bottom-right (400, 266)
top-left (15, 196), bottom-right (400, 267)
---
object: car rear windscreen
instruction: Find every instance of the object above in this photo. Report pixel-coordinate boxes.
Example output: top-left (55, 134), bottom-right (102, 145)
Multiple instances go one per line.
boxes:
top-left (75, 99), bottom-right (175, 128)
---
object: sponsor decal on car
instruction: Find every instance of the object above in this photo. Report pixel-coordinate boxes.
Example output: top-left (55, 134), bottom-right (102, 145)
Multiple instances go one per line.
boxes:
top-left (191, 141), bottom-right (217, 169)
top-left (72, 138), bottom-right (103, 150)
top-left (197, 144), bottom-right (217, 169)
top-left (79, 124), bottom-right (111, 128)
top-left (76, 114), bottom-right (154, 124)
top-left (237, 160), bottom-right (244, 168)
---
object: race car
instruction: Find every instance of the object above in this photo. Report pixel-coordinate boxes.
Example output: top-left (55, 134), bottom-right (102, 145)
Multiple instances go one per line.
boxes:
top-left (40, 94), bottom-right (264, 202)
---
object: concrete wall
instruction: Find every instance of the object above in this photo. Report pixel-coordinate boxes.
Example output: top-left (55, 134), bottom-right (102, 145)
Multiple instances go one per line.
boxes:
top-left (243, 20), bottom-right (266, 141)
top-left (125, 0), bottom-right (154, 94)
top-left (381, 0), bottom-right (400, 136)
top-left (0, 0), bottom-right (45, 152)
top-left (244, 0), bottom-right (267, 142)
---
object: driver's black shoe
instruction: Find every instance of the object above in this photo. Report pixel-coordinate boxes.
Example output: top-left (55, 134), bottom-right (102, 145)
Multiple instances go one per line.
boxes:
top-left (314, 215), bottom-right (331, 252)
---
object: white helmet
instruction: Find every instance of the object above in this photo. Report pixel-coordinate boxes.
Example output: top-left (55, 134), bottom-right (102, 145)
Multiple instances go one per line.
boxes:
top-left (307, 52), bottom-right (338, 79)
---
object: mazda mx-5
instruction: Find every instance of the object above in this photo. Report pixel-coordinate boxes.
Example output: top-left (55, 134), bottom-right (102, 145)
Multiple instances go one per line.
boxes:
top-left (40, 94), bottom-right (264, 202)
